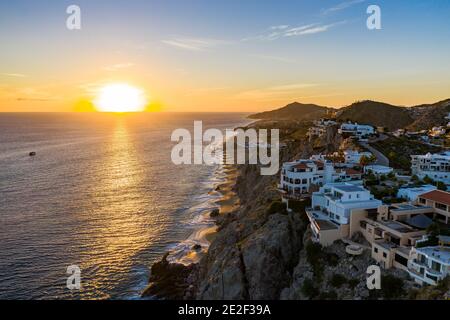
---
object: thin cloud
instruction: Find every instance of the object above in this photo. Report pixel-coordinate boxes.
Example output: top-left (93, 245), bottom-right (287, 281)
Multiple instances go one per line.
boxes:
top-left (322, 0), bottom-right (366, 15)
top-left (1, 73), bottom-right (27, 78)
top-left (162, 37), bottom-right (231, 51)
top-left (243, 22), bottom-right (345, 41)
top-left (269, 25), bottom-right (290, 30)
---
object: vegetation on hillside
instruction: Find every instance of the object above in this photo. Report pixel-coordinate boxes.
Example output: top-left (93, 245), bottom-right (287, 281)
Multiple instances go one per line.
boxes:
top-left (248, 102), bottom-right (330, 121)
top-left (337, 100), bottom-right (413, 130)
top-left (371, 136), bottom-right (441, 171)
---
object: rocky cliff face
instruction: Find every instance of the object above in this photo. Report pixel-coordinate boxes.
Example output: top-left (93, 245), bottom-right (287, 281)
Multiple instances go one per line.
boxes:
top-left (145, 120), bottom-right (445, 300)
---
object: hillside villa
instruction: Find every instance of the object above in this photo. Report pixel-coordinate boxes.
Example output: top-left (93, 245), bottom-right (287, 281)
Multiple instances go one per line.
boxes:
top-left (397, 185), bottom-right (437, 202)
top-left (307, 119), bottom-right (337, 138)
top-left (411, 151), bottom-right (450, 186)
top-left (408, 245), bottom-right (450, 285)
top-left (417, 190), bottom-right (450, 224)
top-left (344, 150), bottom-right (373, 164)
top-left (338, 122), bottom-right (375, 138)
top-left (305, 183), bottom-right (382, 246)
top-left (364, 165), bottom-right (394, 177)
top-left (304, 182), bottom-right (450, 285)
top-left (279, 159), bottom-right (362, 201)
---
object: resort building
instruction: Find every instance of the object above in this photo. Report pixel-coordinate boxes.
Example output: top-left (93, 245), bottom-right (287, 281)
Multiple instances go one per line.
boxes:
top-left (280, 160), bottom-right (334, 200)
top-left (429, 126), bottom-right (446, 138)
top-left (397, 185), bottom-right (437, 202)
top-left (339, 122), bottom-right (375, 138)
top-left (408, 246), bottom-right (450, 285)
top-left (279, 160), bottom-right (363, 201)
top-left (307, 119), bottom-right (337, 138)
top-left (343, 150), bottom-right (372, 164)
top-left (306, 183), bottom-right (382, 246)
top-left (411, 151), bottom-right (450, 186)
top-left (364, 165), bottom-right (394, 177)
top-left (356, 203), bottom-right (432, 270)
top-left (417, 190), bottom-right (450, 224)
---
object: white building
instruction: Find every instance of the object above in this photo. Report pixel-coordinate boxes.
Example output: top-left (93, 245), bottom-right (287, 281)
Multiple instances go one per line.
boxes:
top-left (280, 160), bottom-right (362, 200)
top-left (408, 246), bottom-right (450, 286)
top-left (306, 183), bottom-right (382, 246)
top-left (429, 126), bottom-right (446, 138)
top-left (364, 165), bottom-right (394, 176)
top-left (339, 122), bottom-right (375, 138)
top-left (344, 150), bottom-right (373, 164)
top-left (411, 152), bottom-right (450, 185)
top-left (311, 183), bottom-right (382, 225)
top-left (397, 185), bottom-right (437, 202)
top-left (307, 119), bottom-right (337, 137)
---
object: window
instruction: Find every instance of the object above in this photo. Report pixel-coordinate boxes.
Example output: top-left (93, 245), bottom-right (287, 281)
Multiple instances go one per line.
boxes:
top-left (435, 203), bottom-right (447, 211)
top-left (374, 247), bottom-right (378, 253)
top-left (394, 254), bottom-right (408, 267)
top-left (431, 261), bottom-right (441, 272)
top-left (426, 274), bottom-right (438, 282)
top-left (383, 252), bottom-right (387, 258)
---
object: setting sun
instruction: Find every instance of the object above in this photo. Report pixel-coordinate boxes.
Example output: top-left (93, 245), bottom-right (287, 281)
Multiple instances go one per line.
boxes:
top-left (94, 83), bottom-right (147, 112)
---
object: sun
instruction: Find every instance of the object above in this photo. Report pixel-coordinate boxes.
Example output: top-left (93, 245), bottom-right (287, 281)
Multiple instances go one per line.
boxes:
top-left (94, 83), bottom-right (147, 112)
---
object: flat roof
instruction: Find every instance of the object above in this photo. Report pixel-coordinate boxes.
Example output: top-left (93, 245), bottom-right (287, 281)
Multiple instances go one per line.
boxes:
top-left (316, 219), bottom-right (339, 231)
top-left (333, 185), bottom-right (366, 193)
top-left (381, 221), bottom-right (418, 233)
top-left (416, 247), bottom-right (450, 264)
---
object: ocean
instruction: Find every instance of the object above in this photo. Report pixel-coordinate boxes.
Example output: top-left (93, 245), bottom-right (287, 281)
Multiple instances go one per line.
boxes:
top-left (0, 112), bottom-right (250, 299)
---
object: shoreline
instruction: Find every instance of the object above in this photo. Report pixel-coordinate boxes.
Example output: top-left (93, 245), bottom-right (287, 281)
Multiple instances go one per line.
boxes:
top-left (141, 121), bottom-right (247, 299)
top-left (141, 162), bottom-right (241, 299)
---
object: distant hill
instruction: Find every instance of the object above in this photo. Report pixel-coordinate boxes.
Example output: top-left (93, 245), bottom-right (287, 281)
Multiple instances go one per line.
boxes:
top-left (250, 98), bottom-right (450, 131)
top-left (407, 99), bottom-right (450, 130)
top-left (336, 100), bottom-right (413, 130)
top-left (248, 102), bottom-right (330, 121)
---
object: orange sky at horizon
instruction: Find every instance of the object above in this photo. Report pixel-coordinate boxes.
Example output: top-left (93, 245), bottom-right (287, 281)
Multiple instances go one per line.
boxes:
top-left (1, 1), bottom-right (449, 113)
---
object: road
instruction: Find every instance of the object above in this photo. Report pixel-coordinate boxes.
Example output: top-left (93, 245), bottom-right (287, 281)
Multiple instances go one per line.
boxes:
top-left (360, 135), bottom-right (390, 166)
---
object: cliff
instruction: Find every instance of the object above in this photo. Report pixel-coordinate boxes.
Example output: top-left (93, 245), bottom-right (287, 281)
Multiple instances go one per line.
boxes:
top-left (144, 119), bottom-right (448, 300)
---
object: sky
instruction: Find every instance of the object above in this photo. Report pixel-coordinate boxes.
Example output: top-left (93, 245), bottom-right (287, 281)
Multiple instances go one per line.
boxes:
top-left (0, 0), bottom-right (449, 112)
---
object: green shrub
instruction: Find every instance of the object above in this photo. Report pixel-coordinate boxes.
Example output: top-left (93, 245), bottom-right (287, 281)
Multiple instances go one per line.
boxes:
top-left (267, 201), bottom-right (287, 215)
top-left (305, 242), bottom-right (325, 282)
top-left (423, 175), bottom-right (434, 185)
top-left (381, 275), bottom-right (404, 299)
top-left (330, 274), bottom-right (347, 288)
top-left (288, 199), bottom-right (310, 213)
top-left (436, 181), bottom-right (447, 191)
top-left (301, 279), bottom-right (319, 299)
top-left (324, 252), bottom-right (339, 267)
top-left (347, 278), bottom-right (360, 289)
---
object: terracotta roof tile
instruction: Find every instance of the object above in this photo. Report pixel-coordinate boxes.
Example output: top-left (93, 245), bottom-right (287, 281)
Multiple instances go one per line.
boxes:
top-left (419, 190), bottom-right (450, 206)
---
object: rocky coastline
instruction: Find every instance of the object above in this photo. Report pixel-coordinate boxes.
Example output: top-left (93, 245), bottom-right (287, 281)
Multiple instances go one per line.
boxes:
top-left (142, 120), bottom-right (447, 300)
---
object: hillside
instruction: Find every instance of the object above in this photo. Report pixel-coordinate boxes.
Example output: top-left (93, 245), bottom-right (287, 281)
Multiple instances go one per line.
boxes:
top-left (248, 102), bottom-right (330, 121)
top-left (337, 100), bottom-right (413, 130)
top-left (407, 99), bottom-right (450, 130)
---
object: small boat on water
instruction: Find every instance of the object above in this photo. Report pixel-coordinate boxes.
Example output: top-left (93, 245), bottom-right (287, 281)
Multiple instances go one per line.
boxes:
top-left (29, 152), bottom-right (36, 157)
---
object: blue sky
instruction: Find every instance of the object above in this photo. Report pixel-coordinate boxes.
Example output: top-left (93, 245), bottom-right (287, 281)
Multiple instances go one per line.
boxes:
top-left (0, 0), bottom-right (449, 111)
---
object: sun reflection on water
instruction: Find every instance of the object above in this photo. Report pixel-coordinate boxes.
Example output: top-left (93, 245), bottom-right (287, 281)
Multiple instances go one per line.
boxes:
top-left (75, 120), bottom-right (157, 299)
